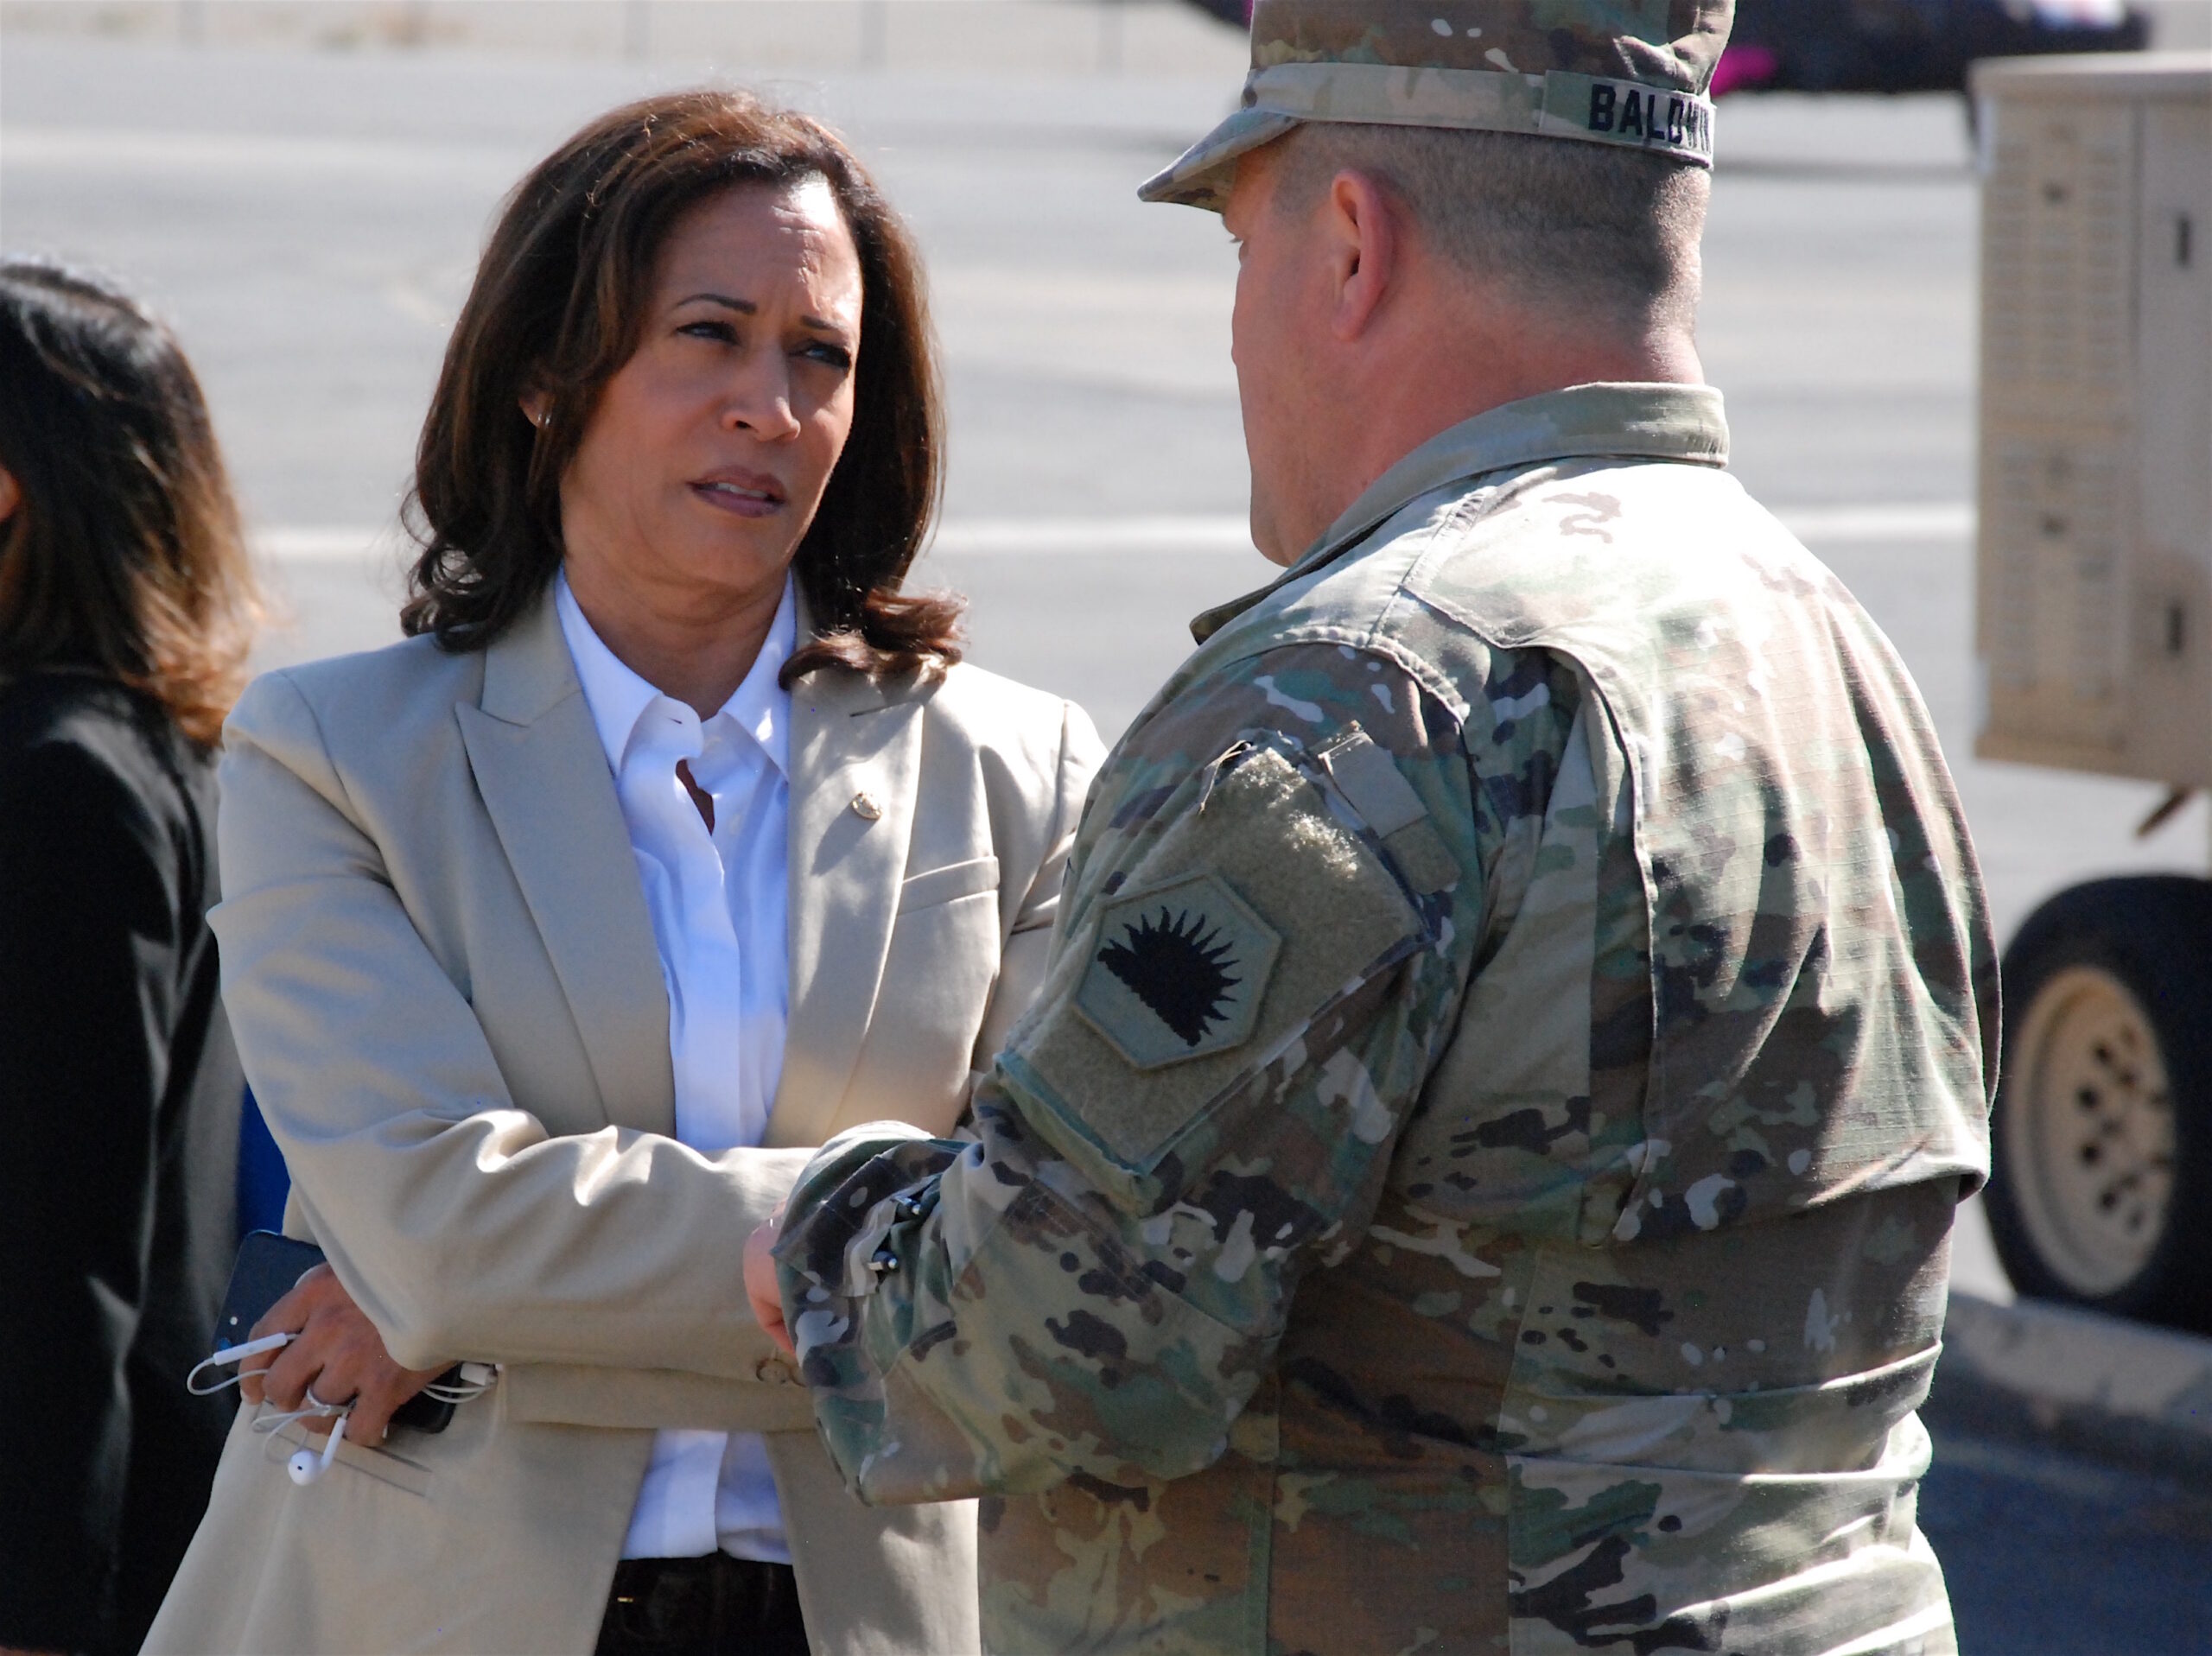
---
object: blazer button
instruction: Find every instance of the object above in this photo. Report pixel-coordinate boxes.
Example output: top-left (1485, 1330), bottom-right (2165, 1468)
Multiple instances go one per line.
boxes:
top-left (754, 1355), bottom-right (797, 1385)
top-left (850, 791), bottom-right (883, 822)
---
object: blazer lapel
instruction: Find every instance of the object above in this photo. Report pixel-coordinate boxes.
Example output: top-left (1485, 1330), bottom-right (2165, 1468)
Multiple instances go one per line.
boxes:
top-left (456, 594), bottom-right (677, 1138)
top-left (768, 663), bottom-right (925, 1149)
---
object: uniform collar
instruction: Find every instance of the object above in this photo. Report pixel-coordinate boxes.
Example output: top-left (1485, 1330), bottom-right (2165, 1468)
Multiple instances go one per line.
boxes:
top-left (1191, 382), bottom-right (1729, 643)
top-left (554, 568), bottom-right (797, 780)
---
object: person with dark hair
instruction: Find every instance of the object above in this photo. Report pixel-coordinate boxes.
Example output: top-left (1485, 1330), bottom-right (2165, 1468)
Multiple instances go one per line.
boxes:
top-left (0, 259), bottom-right (258, 1656)
top-left (148, 90), bottom-right (1099, 1655)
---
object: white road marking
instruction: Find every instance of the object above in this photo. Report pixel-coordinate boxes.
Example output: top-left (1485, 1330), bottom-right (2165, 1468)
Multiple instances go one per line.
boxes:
top-left (928, 514), bottom-right (1255, 555)
top-left (1, 125), bottom-right (524, 183)
top-left (1775, 501), bottom-right (1975, 542)
top-left (251, 502), bottom-right (1976, 566)
top-left (255, 527), bottom-right (413, 563)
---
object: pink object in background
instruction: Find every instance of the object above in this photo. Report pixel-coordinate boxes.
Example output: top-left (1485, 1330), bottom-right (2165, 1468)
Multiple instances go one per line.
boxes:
top-left (1711, 43), bottom-right (1783, 97)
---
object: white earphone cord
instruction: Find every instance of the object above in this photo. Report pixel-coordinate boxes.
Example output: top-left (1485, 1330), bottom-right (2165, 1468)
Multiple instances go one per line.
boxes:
top-left (185, 1330), bottom-right (296, 1397)
top-left (186, 1329), bottom-right (499, 1487)
top-left (189, 1336), bottom-right (496, 1417)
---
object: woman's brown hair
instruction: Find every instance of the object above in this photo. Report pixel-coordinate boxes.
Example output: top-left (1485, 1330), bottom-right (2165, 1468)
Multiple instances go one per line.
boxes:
top-left (404, 89), bottom-right (962, 683)
top-left (0, 261), bottom-right (260, 748)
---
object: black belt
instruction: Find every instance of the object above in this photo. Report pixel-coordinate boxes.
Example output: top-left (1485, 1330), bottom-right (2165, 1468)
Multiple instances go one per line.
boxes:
top-left (596, 1554), bottom-right (809, 1656)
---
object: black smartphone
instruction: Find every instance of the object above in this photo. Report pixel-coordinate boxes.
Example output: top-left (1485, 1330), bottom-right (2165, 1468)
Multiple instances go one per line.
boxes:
top-left (211, 1229), bottom-right (459, 1435)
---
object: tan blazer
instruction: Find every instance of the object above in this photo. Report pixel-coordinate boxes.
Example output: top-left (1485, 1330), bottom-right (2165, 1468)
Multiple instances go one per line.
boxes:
top-left (148, 592), bottom-right (1102, 1655)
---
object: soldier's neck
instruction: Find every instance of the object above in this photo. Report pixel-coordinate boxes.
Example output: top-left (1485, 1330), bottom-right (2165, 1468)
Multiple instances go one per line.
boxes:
top-left (1302, 318), bottom-right (1705, 556)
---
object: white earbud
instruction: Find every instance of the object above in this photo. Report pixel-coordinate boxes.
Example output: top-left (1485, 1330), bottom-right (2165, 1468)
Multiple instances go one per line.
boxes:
top-left (288, 1413), bottom-right (346, 1486)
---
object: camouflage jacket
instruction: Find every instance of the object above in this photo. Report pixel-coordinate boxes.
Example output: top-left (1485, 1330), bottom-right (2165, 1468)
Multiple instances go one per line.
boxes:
top-left (774, 383), bottom-right (1997, 1656)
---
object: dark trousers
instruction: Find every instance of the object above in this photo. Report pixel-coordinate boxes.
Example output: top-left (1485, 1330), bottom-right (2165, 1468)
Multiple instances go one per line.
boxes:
top-left (595, 1555), bottom-right (810, 1656)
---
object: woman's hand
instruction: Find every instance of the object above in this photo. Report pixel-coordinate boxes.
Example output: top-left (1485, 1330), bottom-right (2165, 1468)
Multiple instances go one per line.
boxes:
top-left (744, 1205), bottom-right (796, 1357)
top-left (238, 1264), bottom-right (449, 1445)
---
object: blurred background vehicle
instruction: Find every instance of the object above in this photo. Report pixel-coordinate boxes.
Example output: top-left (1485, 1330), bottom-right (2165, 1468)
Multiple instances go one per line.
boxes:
top-left (1967, 51), bottom-right (2211, 1337)
top-left (1174, 0), bottom-right (2153, 92)
top-left (1718, 0), bottom-right (2148, 96)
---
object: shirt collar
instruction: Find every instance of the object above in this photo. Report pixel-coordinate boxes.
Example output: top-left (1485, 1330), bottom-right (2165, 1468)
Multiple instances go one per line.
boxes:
top-left (554, 569), bottom-right (798, 779)
top-left (721, 575), bottom-right (797, 779)
top-left (1190, 382), bottom-right (1729, 643)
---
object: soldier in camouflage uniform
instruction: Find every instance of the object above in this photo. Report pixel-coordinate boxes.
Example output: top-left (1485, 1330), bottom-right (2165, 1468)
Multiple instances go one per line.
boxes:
top-left (747, 3), bottom-right (1997, 1652)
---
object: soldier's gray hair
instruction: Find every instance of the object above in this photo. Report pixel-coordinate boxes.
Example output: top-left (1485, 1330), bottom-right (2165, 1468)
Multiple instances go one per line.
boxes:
top-left (1269, 124), bottom-right (1707, 335)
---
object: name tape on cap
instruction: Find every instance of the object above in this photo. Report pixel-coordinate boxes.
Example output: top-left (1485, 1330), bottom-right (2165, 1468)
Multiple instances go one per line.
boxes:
top-left (1247, 62), bottom-right (1714, 168)
top-left (1541, 73), bottom-right (1715, 164)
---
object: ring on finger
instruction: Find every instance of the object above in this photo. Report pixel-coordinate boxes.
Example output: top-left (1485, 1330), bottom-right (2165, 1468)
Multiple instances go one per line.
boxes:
top-left (304, 1384), bottom-right (349, 1413)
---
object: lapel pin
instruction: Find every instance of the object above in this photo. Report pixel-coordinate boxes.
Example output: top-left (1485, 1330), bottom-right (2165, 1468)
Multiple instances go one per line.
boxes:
top-left (851, 791), bottom-right (883, 822)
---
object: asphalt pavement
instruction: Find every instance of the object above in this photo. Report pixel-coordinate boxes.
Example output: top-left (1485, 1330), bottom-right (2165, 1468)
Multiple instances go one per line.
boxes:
top-left (1920, 1427), bottom-right (2212, 1655)
top-left (5, 10), bottom-right (2209, 1650)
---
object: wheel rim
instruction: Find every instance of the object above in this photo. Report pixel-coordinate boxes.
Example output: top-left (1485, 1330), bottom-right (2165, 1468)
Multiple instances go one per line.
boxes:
top-left (2004, 964), bottom-right (2177, 1297)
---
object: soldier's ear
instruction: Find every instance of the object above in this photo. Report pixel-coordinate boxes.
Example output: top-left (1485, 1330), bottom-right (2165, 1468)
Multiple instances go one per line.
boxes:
top-left (1325, 168), bottom-right (1398, 342)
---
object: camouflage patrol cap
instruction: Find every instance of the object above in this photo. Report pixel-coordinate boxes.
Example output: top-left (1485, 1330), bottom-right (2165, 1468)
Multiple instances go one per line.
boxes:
top-left (1139, 0), bottom-right (1734, 211)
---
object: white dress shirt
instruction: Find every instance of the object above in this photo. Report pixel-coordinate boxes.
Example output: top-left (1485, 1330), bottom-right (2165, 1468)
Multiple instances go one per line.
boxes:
top-left (554, 570), bottom-right (794, 1564)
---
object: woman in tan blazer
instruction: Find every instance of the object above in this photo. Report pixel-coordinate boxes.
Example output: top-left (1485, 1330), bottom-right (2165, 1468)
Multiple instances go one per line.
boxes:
top-left (149, 92), bottom-right (1098, 1655)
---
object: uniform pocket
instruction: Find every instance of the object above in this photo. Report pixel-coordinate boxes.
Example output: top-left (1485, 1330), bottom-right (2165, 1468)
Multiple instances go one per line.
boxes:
top-left (896, 854), bottom-right (1001, 915)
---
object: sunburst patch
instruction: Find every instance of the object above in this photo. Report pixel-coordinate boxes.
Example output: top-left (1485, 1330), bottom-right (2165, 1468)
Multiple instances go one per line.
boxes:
top-left (1073, 872), bottom-right (1281, 1071)
top-left (1100, 907), bottom-right (1241, 1046)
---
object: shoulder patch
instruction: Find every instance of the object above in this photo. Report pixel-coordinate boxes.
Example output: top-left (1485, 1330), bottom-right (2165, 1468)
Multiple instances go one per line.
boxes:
top-left (1001, 739), bottom-right (1429, 1186)
top-left (1075, 872), bottom-right (1281, 1069)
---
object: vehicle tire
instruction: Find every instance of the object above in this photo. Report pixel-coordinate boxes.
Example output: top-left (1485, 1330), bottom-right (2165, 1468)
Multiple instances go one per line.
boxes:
top-left (1984, 875), bottom-right (2212, 1334)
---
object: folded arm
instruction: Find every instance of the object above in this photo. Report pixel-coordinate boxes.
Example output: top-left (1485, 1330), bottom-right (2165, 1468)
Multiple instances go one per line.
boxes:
top-left (215, 670), bottom-right (805, 1381)
top-left (219, 672), bottom-right (1103, 1417)
top-left (768, 645), bottom-right (1514, 1501)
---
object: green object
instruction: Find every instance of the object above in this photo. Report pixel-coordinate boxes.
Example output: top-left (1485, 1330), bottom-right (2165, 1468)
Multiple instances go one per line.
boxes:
top-left (1140, 0), bottom-right (1738, 210)
top-left (774, 384), bottom-right (1995, 1654)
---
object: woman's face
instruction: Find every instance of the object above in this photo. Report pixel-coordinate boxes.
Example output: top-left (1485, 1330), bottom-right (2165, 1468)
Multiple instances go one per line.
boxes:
top-left (553, 178), bottom-right (863, 614)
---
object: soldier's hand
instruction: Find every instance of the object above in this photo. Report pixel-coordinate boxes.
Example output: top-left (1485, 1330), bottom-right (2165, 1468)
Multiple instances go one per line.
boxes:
top-left (746, 1205), bottom-right (796, 1357)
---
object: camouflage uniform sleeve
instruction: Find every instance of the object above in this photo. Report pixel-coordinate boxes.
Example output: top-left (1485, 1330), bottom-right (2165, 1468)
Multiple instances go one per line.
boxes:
top-left (774, 639), bottom-right (1584, 1504)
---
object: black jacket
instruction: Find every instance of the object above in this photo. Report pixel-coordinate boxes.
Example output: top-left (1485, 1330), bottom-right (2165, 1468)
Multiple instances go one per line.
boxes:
top-left (0, 671), bottom-right (241, 1655)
